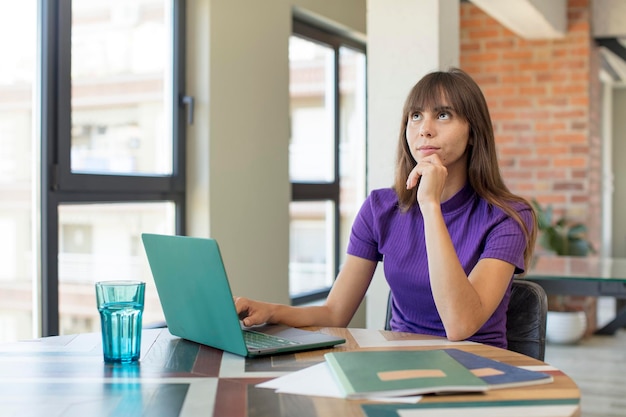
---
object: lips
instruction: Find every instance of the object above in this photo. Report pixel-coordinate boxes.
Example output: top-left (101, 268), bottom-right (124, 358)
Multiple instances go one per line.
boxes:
top-left (417, 146), bottom-right (439, 156)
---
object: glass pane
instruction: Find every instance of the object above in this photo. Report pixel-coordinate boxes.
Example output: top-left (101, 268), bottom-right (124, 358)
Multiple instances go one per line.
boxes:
top-left (339, 46), bottom-right (367, 267)
top-left (0, 1), bottom-right (36, 343)
top-left (58, 202), bottom-right (175, 335)
top-left (289, 36), bottom-right (335, 182)
top-left (289, 201), bottom-right (335, 296)
top-left (71, 0), bottom-right (173, 175)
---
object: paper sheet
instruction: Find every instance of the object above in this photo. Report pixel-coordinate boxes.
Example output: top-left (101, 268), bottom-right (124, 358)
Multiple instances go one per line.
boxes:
top-left (256, 362), bottom-right (423, 404)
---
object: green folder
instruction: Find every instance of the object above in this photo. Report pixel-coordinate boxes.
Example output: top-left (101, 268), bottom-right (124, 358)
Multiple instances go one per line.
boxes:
top-left (324, 350), bottom-right (489, 399)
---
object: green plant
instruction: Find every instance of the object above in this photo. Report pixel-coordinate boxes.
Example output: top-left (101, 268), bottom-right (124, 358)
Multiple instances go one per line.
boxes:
top-left (531, 199), bottom-right (595, 257)
top-left (531, 199), bottom-right (595, 314)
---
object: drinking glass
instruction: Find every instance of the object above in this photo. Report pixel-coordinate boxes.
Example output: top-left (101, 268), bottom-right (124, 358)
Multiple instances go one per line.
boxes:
top-left (95, 281), bottom-right (145, 363)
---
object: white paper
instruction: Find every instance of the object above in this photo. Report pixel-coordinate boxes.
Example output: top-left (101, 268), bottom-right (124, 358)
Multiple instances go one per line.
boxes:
top-left (256, 362), bottom-right (423, 404)
top-left (257, 362), bottom-right (342, 397)
top-left (348, 328), bottom-right (476, 349)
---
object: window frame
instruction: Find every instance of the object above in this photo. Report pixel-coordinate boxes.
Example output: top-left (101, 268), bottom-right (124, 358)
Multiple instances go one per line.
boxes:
top-left (40, 0), bottom-right (187, 336)
top-left (290, 18), bottom-right (366, 305)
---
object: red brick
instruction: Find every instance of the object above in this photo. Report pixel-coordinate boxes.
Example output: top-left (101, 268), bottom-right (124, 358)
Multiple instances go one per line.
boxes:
top-left (554, 133), bottom-right (587, 143)
top-left (468, 29), bottom-right (501, 40)
top-left (520, 86), bottom-right (547, 95)
top-left (466, 52), bottom-right (500, 63)
top-left (554, 182), bottom-right (585, 191)
top-left (502, 50), bottom-right (534, 60)
top-left (485, 39), bottom-right (515, 49)
top-left (571, 96), bottom-right (589, 106)
top-left (520, 62), bottom-right (551, 71)
top-left (461, 43), bottom-right (481, 53)
top-left (483, 63), bottom-right (517, 73)
top-left (501, 74), bottom-right (533, 84)
top-left (536, 145), bottom-right (570, 155)
top-left (553, 84), bottom-right (587, 95)
top-left (519, 158), bottom-right (552, 168)
top-left (535, 122), bottom-right (568, 131)
top-left (535, 72), bottom-right (566, 83)
top-left (537, 97), bottom-right (569, 106)
top-left (537, 170), bottom-right (567, 180)
top-left (499, 146), bottom-right (533, 156)
top-left (554, 157), bottom-right (587, 168)
top-left (501, 98), bottom-right (534, 108)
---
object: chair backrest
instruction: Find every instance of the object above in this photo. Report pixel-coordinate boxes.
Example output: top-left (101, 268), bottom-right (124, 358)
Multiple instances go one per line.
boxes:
top-left (383, 279), bottom-right (548, 361)
top-left (506, 279), bottom-right (548, 361)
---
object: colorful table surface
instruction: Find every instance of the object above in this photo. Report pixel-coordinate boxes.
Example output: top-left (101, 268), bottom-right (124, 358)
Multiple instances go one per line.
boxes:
top-left (0, 327), bottom-right (581, 417)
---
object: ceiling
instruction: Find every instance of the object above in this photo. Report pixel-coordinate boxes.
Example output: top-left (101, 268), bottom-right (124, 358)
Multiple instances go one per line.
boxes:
top-left (597, 38), bottom-right (626, 83)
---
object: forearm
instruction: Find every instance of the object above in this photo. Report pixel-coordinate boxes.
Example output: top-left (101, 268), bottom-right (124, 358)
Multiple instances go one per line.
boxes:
top-left (421, 202), bottom-right (485, 339)
top-left (265, 303), bottom-right (347, 328)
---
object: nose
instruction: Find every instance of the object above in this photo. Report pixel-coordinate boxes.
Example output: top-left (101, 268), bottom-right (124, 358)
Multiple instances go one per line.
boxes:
top-left (419, 119), bottom-right (434, 137)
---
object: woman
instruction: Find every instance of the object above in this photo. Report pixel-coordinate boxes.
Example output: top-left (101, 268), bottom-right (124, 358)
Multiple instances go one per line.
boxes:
top-left (235, 68), bottom-right (536, 348)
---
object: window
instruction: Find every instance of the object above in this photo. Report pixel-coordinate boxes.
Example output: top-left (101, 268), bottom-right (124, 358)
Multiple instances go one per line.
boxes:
top-left (41, 0), bottom-right (187, 337)
top-left (0, 0), bottom-right (187, 343)
top-left (0, 0), bottom-right (37, 343)
top-left (289, 20), bottom-right (366, 303)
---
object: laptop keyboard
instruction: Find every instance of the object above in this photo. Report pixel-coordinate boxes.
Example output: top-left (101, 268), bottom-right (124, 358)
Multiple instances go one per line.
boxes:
top-left (244, 330), bottom-right (301, 350)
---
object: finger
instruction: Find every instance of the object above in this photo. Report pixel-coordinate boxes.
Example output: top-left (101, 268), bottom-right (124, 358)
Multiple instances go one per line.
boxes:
top-left (406, 174), bottom-right (421, 190)
top-left (242, 313), bottom-right (260, 327)
top-left (406, 165), bottom-right (421, 189)
top-left (234, 297), bottom-right (250, 318)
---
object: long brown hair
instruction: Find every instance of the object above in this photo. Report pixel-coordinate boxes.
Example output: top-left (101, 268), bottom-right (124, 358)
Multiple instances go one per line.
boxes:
top-left (393, 68), bottom-right (537, 271)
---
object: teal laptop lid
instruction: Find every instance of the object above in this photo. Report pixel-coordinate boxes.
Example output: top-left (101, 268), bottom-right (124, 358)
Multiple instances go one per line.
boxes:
top-left (141, 233), bottom-right (345, 357)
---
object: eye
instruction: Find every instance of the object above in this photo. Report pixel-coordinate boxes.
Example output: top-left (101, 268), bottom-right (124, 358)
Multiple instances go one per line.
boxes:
top-left (438, 111), bottom-right (450, 120)
top-left (411, 112), bottom-right (421, 121)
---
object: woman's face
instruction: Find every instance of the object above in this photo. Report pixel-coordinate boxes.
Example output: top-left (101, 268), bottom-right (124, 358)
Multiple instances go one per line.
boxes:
top-left (405, 100), bottom-right (471, 172)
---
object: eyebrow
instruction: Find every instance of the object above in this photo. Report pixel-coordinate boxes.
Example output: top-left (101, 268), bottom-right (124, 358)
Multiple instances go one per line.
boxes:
top-left (413, 105), bottom-right (455, 113)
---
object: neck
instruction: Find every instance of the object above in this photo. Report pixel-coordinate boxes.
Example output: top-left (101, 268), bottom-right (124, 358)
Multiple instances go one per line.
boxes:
top-left (440, 163), bottom-right (468, 202)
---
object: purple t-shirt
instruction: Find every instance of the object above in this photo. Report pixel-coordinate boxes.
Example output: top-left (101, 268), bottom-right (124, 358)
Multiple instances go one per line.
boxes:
top-left (347, 183), bottom-right (533, 348)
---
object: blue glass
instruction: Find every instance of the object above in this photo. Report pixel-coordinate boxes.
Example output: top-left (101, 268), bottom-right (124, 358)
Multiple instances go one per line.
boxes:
top-left (95, 281), bottom-right (145, 363)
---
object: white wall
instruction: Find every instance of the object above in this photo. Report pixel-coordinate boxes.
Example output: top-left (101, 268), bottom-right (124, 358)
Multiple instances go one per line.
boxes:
top-left (365, 0), bottom-right (460, 329)
top-left (185, 0), bottom-right (366, 309)
top-left (611, 88), bottom-right (626, 256)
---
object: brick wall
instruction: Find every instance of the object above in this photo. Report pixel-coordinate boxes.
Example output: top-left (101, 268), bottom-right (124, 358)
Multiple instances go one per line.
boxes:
top-left (460, 0), bottom-right (602, 333)
top-left (460, 0), bottom-right (601, 251)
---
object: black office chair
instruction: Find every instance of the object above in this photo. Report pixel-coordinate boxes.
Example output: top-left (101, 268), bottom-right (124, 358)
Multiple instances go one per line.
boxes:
top-left (384, 279), bottom-right (548, 361)
top-left (505, 279), bottom-right (548, 361)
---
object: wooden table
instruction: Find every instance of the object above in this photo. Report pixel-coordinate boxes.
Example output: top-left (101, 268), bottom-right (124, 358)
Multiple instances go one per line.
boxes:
top-left (0, 327), bottom-right (580, 416)
top-left (527, 255), bottom-right (626, 334)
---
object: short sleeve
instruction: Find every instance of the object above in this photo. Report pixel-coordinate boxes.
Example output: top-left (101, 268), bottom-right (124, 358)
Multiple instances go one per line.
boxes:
top-left (481, 205), bottom-right (534, 274)
top-left (347, 194), bottom-right (384, 262)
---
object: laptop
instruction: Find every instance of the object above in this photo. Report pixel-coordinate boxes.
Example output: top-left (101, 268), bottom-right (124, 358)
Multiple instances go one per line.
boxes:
top-left (141, 233), bottom-right (345, 357)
